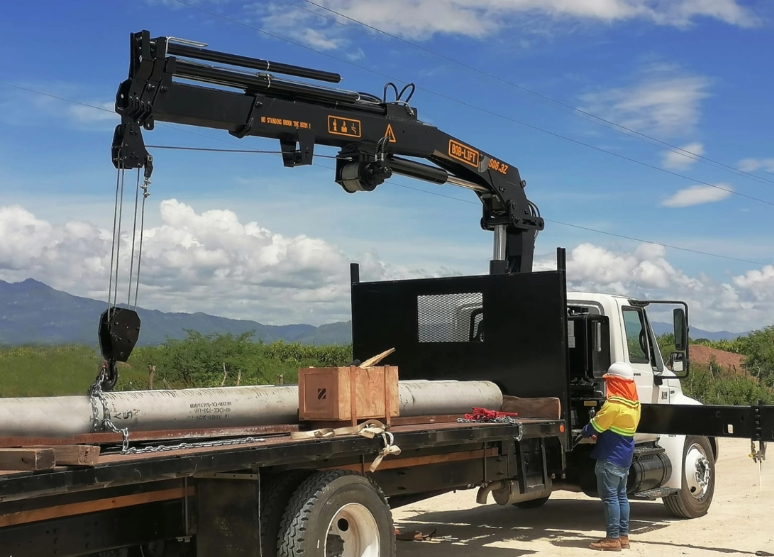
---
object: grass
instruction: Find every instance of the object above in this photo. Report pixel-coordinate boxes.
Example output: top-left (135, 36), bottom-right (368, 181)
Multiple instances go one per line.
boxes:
top-left (3, 338), bottom-right (770, 407)
top-left (0, 345), bottom-right (148, 397)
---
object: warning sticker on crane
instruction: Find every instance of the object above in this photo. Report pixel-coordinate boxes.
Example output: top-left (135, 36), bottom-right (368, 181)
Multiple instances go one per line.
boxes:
top-left (261, 116), bottom-right (311, 129)
top-left (328, 116), bottom-right (361, 138)
top-left (448, 139), bottom-right (480, 168)
top-left (384, 124), bottom-right (397, 143)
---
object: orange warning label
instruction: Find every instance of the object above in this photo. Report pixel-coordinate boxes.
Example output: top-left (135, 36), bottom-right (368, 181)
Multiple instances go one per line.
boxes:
top-left (449, 139), bottom-right (480, 168)
top-left (384, 124), bottom-right (397, 143)
top-left (328, 116), bottom-right (361, 138)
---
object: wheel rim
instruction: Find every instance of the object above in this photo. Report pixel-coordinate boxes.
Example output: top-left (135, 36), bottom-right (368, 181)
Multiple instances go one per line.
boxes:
top-left (324, 502), bottom-right (381, 557)
top-left (684, 442), bottom-right (711, 499)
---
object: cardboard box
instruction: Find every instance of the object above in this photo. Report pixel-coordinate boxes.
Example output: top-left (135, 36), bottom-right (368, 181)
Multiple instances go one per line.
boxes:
top-left (298, 365), bottom-right (399, 424)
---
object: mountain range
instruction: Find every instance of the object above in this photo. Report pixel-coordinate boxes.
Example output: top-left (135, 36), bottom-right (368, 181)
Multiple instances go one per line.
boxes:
top-left (0, 279), bottom-right (351, 347)
top-left (0, 279), bottom-right (746, 347)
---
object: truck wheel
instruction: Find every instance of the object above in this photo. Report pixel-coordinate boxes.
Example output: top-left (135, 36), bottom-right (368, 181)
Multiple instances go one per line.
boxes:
top-left (277, 470), bottom-right (396, 557)
top-left (663, 436), bottom-right (715, 519)
top-left (514, 496), bottom-right (550, 509)
top-left (261, 470), bottom-right (313, 557)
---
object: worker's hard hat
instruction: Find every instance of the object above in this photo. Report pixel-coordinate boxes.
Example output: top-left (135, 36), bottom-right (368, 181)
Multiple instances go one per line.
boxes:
top-left (605, 362), bottom-right (635, 381)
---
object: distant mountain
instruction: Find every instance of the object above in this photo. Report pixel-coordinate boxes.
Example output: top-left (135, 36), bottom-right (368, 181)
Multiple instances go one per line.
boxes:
top-left (650, 321), bottom-right (747, 341)
top-left (0, 279), bottom-right (352, 347)
top-left (0, 278), bottom-right (749, 347)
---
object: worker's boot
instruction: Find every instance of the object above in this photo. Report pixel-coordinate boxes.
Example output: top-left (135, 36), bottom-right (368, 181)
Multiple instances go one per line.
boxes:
top-left (589, 538), bottom-right (622, 551)
top-left (619, 535), bottom-right (630, 549)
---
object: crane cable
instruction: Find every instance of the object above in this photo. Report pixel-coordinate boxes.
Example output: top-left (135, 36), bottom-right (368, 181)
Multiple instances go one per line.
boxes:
top-left (96, 165), bottom-right (151, 392)
top-left (107, 168), bottom-right (150, 313)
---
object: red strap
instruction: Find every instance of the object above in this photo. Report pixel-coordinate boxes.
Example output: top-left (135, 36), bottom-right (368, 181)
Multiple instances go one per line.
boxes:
top-left (463, 407), bottom-right (519, 421)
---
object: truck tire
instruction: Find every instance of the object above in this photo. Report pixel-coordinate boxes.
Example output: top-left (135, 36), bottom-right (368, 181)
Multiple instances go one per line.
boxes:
top-left (663, 436), bottom-right (715, 519)
top-left (260, 470), bottom-right (313, 557)
top-left (514, 496), bottom-right (550, 509)
top-left (277, 470), bottom-right (396, 557)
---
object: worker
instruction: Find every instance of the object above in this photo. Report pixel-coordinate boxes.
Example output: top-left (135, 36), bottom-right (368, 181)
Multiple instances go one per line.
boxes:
top-left (582, 362), bottom-right (641, 551)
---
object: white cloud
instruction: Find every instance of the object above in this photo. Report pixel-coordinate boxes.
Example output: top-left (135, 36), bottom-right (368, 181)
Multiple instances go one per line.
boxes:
top-left (248, 0), bottom-right (758, 48)
top-left (579, 68), bottom-right (711, 136)
top-left (536, 243), bottom-right (773, 332)
top-left (0, 201), bottom-right (436, 325)
top-left (662, 184), bottom-right (733, 207)
top-left (738, 158), bottom-right (774, 173)
top-left (662, 142), bottom-right (704, 169)
top-left (0, 84), bottom-right (117, 130)
top-left (68, 102), bottom-right (117, 123)
top-left (1, 202), bottom-right (772, 332)
top-left (733, 264), bottom-right (774, 304)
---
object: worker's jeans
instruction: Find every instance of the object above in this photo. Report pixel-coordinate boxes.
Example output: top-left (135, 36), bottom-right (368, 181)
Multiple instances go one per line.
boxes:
top-left (595, 459), bottom-right (630, 539)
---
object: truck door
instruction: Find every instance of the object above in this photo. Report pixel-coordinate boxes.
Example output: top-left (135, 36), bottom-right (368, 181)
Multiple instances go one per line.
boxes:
top-left (620, 305), bottom-right (657, 404)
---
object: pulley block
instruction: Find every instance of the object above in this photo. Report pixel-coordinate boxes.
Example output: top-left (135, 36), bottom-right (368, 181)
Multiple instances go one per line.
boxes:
top-left (98, 307), bottom-right (141, 363)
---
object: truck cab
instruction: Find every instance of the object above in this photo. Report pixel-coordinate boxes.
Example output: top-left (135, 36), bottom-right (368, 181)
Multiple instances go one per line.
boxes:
top-left (566, 292), bottom-right (694, 408)
top-left (565, 292), bottom-right (717, 519)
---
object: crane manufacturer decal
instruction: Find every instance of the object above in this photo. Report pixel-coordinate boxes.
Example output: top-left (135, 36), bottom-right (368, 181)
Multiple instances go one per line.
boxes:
top-left (448, 139), bottom-right (480, 168)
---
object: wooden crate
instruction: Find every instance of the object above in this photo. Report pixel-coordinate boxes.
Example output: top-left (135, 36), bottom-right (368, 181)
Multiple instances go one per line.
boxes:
top-left (298, 365), bottom-right (399, 425)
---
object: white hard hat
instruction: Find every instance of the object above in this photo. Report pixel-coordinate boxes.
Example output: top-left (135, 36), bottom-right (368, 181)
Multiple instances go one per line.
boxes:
top-left (605, 362), bottom-right (634, 380)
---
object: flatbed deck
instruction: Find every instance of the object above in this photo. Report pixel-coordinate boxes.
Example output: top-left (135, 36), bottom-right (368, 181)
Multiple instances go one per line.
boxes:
top-left (0, 418), bottom-right (562, 501)
top-left (0, 417), bottom-right (563, 556)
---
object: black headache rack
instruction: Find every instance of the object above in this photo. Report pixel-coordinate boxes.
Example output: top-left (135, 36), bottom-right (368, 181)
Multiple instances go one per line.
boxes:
top-left (350, 248), bottom-right (573, 450)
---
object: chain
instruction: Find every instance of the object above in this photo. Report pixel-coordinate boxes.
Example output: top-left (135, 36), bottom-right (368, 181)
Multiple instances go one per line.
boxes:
top-left (133, 174), bottom-right (151, 310)
top-left (122, 436), bottom-right (266, 455)
top-left (456, 416), bottom-right (523, 441)
top-left (87, 367), bottom-right (266, 454)
top-left (457, 415), bottom-right (520, 425)
top-left (88, 365), bottom-right (130, 452)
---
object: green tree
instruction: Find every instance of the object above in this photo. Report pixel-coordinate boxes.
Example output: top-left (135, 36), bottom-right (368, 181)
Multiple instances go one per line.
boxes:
top-left (739, 326), bottom-right (774, 387)
top-left (128, 332), bottom-right (353, 389)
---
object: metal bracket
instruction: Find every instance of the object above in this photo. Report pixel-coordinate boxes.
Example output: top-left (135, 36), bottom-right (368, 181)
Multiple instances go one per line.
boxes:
top-left (230, 96), bottom-right (263, 139)
top-left (193, 472), bottom-right (259, 480)
top-left (280, 129), bottom-right (316, 167)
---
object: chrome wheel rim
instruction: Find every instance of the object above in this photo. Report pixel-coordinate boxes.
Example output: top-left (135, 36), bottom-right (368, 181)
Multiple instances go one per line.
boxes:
top-left (684, 442), bottom-right (711, 499)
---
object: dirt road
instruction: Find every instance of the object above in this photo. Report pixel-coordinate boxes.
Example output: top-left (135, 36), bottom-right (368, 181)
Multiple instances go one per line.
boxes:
top-left (393, 438), bottom-right (773, 556)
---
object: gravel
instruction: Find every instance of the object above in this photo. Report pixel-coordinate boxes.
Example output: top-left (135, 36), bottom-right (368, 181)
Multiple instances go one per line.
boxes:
top-left (393, 438), bottom-right (773, 556)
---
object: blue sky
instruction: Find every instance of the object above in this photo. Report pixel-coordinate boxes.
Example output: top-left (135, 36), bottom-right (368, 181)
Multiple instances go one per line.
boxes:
top-left (0, 0), bottom-right (773, 331)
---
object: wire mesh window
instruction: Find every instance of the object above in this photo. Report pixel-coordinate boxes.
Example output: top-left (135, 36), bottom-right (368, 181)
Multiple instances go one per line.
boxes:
top-left (417, 292), bottom-right (483, 343)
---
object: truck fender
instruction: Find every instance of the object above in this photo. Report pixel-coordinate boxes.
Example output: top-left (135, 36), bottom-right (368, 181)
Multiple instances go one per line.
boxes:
top-left (655, 433), bottom-right (687, 490)
top-left (656, 391), bottom-right (716, 490)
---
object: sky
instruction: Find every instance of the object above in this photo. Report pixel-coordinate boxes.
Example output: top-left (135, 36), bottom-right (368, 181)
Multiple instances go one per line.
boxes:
top-left (0, 0), bottom-right (773, 332)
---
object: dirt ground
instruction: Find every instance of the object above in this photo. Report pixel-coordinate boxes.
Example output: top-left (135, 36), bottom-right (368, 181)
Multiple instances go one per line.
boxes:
top-left (393, 438), bottom-right (773, 556)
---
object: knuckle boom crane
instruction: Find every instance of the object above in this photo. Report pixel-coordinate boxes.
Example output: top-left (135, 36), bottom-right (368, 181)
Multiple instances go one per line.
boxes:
top-left (112, 30), bottom-right (543, 275)
top-left (103, 29), bottom-right (543, 390)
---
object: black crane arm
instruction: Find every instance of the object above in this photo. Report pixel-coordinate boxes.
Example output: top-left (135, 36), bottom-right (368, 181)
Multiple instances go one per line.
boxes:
top-left (111, 30), bottom-right (544, 274)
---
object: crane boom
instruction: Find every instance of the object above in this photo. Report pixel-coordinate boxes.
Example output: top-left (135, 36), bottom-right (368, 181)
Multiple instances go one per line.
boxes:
top-left (111, 30), bottom-right (544, 274)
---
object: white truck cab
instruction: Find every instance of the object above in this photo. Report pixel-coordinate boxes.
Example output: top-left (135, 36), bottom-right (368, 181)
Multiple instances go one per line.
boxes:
top-left (567, 292), bottom-right (716, 518)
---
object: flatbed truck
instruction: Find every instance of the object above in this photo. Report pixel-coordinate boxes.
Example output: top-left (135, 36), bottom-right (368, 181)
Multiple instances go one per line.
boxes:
top-left (1, 30), bottom-right (771, 557)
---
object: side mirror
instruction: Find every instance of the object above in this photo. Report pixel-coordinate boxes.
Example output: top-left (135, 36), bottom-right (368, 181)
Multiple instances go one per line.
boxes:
top-left (673, 308), bottom-right (688, 352)
top-left (669, 352), bottom-right (685, 374)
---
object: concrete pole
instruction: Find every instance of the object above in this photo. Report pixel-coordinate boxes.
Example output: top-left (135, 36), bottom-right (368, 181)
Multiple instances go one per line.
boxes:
top-left (0, 380), bottom-right (502, 438)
